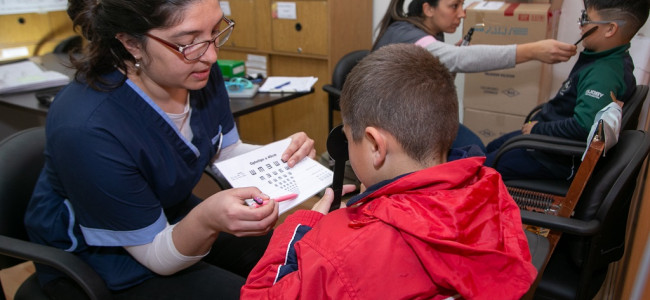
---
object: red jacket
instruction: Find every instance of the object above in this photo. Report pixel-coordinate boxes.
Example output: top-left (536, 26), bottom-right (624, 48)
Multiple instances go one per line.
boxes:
top-left (242, 157), bottom-right (536, 299)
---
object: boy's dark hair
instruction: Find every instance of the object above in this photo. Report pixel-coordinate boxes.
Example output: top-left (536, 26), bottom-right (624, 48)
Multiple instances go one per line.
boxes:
top-left (339, 43), bottom-right (459, 164)
top-left (585, 0), bottom-right (650, 40)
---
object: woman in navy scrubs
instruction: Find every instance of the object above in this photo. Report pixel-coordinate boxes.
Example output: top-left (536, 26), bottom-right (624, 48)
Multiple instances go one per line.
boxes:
top-left (24, 0), bottom-right (315, 299)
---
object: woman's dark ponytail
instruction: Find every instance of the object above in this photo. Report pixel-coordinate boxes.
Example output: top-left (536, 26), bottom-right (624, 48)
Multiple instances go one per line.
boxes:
top-left (372, 0), bottom-right (441, 50)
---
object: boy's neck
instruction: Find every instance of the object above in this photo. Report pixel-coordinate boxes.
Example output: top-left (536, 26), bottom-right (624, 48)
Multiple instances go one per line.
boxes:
top-left (588, 39), bottom-right (628, 53)
top-left (368, 151), bottom-right (446, 188)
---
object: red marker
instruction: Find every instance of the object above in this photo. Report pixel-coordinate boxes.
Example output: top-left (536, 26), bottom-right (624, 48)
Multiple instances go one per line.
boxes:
top-left (273, 193), bottom-right (298, 202)
top-left (247, 193), bottom-right (299, 208)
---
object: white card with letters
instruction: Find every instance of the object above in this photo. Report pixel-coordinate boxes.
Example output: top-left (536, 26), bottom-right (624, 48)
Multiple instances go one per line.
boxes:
top-left (214, 138), bottom-right (333, 214)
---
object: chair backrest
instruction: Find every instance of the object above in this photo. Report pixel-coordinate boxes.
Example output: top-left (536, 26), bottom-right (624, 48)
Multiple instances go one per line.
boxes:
top-left (570, 130), bottom-right (650, 265)
top-left (331, 50), bottom-right (370, 89)
top-left (0, 127), bottom-right (45, 269)
top-left (621, 85), bottom-right (649, 131)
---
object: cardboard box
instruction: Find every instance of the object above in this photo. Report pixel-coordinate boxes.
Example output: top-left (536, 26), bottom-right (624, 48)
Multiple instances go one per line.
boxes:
top-left (464, 60), bottom-right (553, 116)
top-left (465, 2), bottom-right (552, 45)
top-left (463, 1), bottom-right (554, 116)
top-left (489, 0), bottom-right (563, 12)
top-left (217, 59), bottom-right (245, 79)
top-left (463, 108), bottom-right (526, 145)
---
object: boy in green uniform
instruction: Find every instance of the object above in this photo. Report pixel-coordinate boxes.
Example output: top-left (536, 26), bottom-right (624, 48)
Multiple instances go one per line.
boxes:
top-left (484, 0), bottom-right (649, 181)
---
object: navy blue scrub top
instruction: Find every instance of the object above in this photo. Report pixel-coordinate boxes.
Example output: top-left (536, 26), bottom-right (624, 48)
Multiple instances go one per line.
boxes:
top-left (25, 63), bottom-right (239, 290)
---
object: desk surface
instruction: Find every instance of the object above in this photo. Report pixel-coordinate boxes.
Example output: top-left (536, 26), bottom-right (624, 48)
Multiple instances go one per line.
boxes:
top-left (0, 53), bottom-right (312, 117)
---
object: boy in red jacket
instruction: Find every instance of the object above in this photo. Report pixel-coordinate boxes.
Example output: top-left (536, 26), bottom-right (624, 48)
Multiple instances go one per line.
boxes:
top-left (242, 44), bottom-right (536, 299)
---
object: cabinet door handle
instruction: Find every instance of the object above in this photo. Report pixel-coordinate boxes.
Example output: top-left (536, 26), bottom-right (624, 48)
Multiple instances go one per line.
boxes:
top-left (295, 22), bottom-right (302, 32)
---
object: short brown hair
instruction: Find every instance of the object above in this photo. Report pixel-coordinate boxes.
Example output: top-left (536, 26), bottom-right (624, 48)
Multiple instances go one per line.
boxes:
top-left (340, 43), bottom-right (459, 164)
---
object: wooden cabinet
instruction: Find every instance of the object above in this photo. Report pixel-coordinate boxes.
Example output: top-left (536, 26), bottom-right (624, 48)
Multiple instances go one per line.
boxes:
top-left (219, 0), bottom-right (373, 154)
top-left (0, 11), bottom-right (76, 61)
top-left (271, 1), bottom-right (328, 56)
top-left (223, 0), bottom-right (259, 49)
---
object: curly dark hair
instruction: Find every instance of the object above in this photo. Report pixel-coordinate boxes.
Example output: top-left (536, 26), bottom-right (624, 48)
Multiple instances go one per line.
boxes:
top-left (67, 0), bottom-right (198, 90)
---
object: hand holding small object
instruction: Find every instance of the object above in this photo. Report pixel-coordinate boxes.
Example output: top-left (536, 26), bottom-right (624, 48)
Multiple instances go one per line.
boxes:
top-left (575, 26), bottom-right (598, 45)
top-left (246, 193), bottom-right (299, 208)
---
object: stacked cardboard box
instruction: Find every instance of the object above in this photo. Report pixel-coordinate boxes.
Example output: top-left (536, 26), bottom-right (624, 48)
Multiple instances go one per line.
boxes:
top-left (462, 1), bottom-right (561, 145)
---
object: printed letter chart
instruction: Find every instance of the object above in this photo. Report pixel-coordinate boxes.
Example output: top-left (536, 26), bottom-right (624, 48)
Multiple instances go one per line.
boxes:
top-left (214, 138), bottom-right (333, 214)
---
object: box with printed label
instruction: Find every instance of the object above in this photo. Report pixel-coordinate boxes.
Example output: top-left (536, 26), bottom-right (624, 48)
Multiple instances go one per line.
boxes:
top-left (463, 108), bottom-right (526, 145)
top-left (463, 1), bottom-right (554, 116)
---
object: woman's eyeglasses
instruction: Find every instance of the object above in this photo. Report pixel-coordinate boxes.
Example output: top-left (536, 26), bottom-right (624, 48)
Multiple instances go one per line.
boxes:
top-left (146, 16), bottom-right (235, 61)
top-left (578, 10), bottom-right (626, 27)
top-left (224, 77), bottom-right (253, 91)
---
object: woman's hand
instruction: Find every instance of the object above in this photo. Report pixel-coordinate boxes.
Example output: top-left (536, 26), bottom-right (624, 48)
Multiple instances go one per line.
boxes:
top-left (282, 132), bottom-right (316, 168)
top-left (201, 187), bottom-right (278, 237)
top-left (311, 185), bottom-right (357, 215)
top-left (517, 39), bottom-right (577, 64)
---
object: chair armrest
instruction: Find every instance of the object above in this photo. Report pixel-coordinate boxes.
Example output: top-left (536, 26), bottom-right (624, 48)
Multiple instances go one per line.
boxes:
top-left (322, 84), bottom-right (341, 97)
top-left (204, 166), bottom-right (232, 190)
top-left (0, 236), bottom-right (113, 300)
top-left (525, 103), bottom-right (544, 123)
top-left (520, 210), bottom-right (601, 236)
top-left (493, 134), bottom-right (586, 168)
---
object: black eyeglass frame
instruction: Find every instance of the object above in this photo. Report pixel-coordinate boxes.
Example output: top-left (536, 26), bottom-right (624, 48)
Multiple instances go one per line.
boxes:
top-left (578, 9), bottom-right (626, 27)
top-left (145, 16), bottom-right (235, 61)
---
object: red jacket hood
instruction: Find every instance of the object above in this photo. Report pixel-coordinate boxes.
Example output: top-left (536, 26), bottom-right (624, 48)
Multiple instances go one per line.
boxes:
top-left (347, 157), bottom-right (536, 299)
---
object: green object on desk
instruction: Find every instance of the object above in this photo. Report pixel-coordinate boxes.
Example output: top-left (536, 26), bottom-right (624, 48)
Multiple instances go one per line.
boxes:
top-left (217, 60), bottom-right (245, 79)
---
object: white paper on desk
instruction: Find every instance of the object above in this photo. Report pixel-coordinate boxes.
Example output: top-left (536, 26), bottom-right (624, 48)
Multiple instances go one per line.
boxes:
top-left (0, 60), bottom-right (69, 94)
top-left (259, 76), bottom-right (318, 93)
top-left (214, 138), bottom-right (333, 215)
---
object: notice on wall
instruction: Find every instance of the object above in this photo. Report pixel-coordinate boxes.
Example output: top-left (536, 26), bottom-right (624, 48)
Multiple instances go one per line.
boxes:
top-left (219, 1), bottom-right (231, 16)
top-left (272, 2), bottom-right (297, 20)
top-left (0, 0), bottom-right (67, 15)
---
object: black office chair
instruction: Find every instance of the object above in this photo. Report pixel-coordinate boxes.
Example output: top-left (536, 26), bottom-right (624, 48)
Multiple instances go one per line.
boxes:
top-left (620, 85), bottom-right (649, 131)
top-left (322, 50), bottom-right (370, 132)
top-left (517, 130), bottom-right (650, 299)
top-left (494, 84), bottom-right (649, 195)
top-left (0, 127), bottom-right (112, 300)
top-left (53, 35), bottom-right (83, 55)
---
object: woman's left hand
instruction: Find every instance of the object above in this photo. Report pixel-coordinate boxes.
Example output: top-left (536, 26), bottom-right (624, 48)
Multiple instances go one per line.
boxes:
top-left (281, 132), bottom-right (316, 167)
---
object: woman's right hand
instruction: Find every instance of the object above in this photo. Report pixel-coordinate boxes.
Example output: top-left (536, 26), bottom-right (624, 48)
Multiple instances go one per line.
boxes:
top-left (201, 187), bottom-right (278, 237)
top-left (517, 39), bottom-right (577, 64)
top-left (172, 187), bottom-right (278, 257)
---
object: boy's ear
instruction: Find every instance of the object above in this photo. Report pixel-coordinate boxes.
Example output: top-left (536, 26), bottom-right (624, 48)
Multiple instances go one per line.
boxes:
top-left (365, 127), bottom-right (387, 169)
top-left (115, 33), bottom-right (144, 59)
top-left (603, 22), bottom-right (619, 38)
